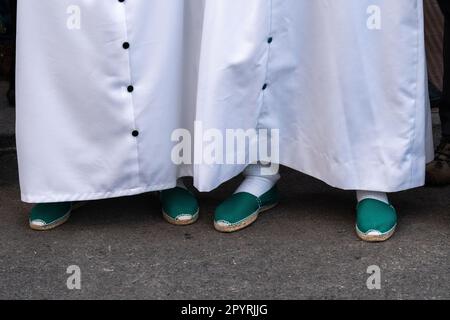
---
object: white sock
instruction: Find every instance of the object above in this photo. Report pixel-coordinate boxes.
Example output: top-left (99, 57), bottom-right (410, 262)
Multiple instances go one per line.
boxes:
top-left (356, 190), bottom-right (389, 204)
top-left (234, 164), bottom-right (281, 197)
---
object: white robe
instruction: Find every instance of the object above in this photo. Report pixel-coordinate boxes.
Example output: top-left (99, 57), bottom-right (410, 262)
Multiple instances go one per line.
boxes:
top-left (16, 0), bottom-right (205, 203)
top-left (193, 0), bottom-right (434, 193)
top-left (16, 0), bottom-right (432, 203)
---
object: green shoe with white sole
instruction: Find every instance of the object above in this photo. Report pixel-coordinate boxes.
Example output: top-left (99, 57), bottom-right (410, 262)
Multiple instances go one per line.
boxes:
top-left (356, 199), bottom-right (397, 242)
top-left (214, 186), bottom-right (279, 233)
top-left (29, 202), bottom-right (82, 231)
top-left (161, 187), bottom-right (199, 226)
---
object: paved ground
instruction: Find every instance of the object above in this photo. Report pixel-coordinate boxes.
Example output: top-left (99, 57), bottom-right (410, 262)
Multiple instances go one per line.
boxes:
top-left (0, 151), bottom-right (449, 300)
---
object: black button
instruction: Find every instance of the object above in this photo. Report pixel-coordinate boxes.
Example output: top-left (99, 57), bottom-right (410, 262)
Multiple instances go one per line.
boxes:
top-left (262, 83), bottom-right (268, 90)
top-left (118, 0), bottom-right (125, 2)
top-left (132, 130), bottom-right (139, 137)
top-left (123, 42), bottom-right (130, 49)
top-left (127, 85), bottom-right (134, 93)
top-left (267, 37), bottom-right (273, 44)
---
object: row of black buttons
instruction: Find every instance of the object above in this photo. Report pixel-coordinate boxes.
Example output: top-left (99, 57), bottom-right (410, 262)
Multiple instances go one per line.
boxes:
top-left (119, 3), bottom-right (139, 138)
top-left (123, 33), bottom-right (273, 137)
top-left (262, 37), bottom-right (273, 91)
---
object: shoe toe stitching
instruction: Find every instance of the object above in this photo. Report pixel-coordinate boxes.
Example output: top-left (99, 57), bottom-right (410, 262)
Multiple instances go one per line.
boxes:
top-left (215, 220), bottom-right (232, 226)
top-left (30, 219), bottom-right (47, 226)
top-left (175, 213), bottom-right (196, 221)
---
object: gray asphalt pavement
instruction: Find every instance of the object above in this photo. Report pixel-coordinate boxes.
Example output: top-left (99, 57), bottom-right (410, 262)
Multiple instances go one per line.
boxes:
top-left (0, 151), bottom-right (449, 300)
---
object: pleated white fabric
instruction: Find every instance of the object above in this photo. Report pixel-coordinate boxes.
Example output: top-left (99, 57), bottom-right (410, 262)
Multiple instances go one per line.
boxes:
top-left (193, 0), bottom-right (433, 193)
top-left (16, 0), bottom-right (432, 203)
top-left (16, 0), bottom-right (205, 202)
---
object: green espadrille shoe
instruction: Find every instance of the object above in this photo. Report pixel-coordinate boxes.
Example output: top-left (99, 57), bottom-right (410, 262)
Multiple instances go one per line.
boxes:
top-left (214, 186), bottom-right (279, 233)
top-left (161, 187), bottom-right (199, 226)
top-left (29, 202), bottom-right (84, 231)
top-left (356, 199), bottom-right (397, 242)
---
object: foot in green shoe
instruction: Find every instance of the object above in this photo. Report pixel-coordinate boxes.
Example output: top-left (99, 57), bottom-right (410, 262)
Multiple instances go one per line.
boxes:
top-left (214, 186), bottom-right (279, 233)
top-left (356, 199), bottom-right (397, 242)
top-left (161, 187), bottom-right (199, 226)
top-left (29, 202), bottom-right (73, 231)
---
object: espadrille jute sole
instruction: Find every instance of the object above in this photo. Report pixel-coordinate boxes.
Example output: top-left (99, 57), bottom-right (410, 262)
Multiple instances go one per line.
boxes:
top-left (163, 209), bottom-right (199, 226)
top-left (214, 202), bottom-right (278, 233)
top-left (356, 224), bottom-right (397, 242)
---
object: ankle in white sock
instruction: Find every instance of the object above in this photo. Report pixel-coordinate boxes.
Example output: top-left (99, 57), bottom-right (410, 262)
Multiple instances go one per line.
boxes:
top-left (234, 164), bottom-right (280, 197)
top-left (356, 190), bottom-right (389, 204)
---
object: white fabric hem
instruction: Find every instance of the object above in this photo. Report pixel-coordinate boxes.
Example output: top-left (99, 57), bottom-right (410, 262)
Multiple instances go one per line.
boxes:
top-left (21, 182), bottom-right (179, 204)
top-left (195, 154), bottom-right (427, 194)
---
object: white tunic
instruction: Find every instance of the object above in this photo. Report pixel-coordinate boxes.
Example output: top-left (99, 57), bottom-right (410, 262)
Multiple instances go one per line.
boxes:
top-left (193, 0), bottom-right (433, 193)
top-left (16, 0), bottom-right (205, 203)
top-left (16, 0), bottom-right (432, 203)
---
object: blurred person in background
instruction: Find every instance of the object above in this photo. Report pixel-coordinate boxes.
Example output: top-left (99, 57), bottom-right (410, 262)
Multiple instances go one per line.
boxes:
top-left (427, 0), bottom-right (450, 186)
